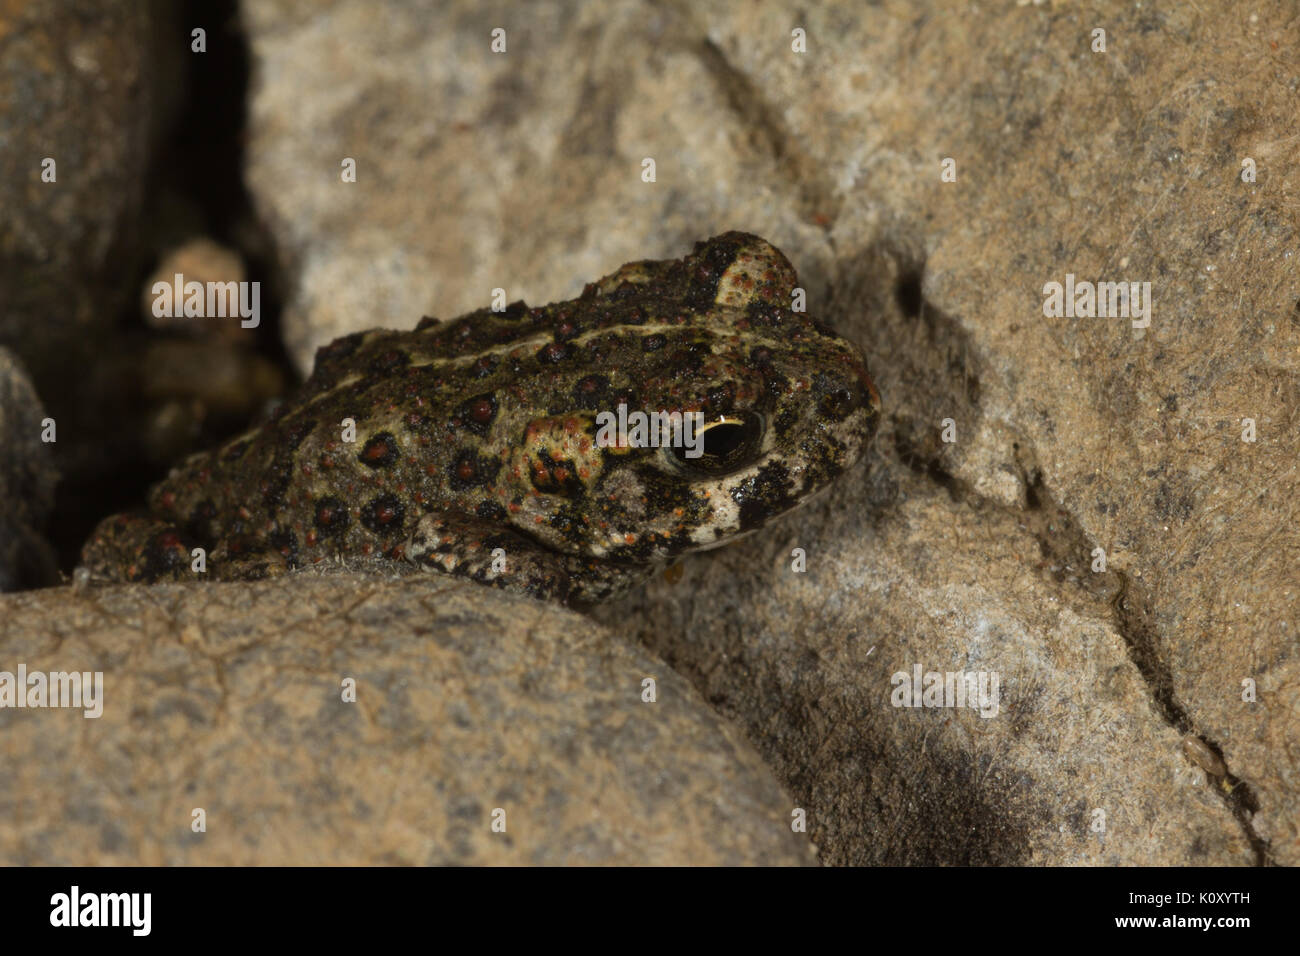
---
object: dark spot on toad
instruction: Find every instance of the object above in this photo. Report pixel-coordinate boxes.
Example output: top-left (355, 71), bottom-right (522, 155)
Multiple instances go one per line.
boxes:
top-left (453, 393), bottom-right (499, 436)
top-left (545, 505), bottom-right (589, 544)
top-left (571, 375), bottom-right (609, 409)
top-left (476, 500), bottom-right (507, 521)
top-left (361, 493), bottom-right (407, 534)
top-left (731, 461), bottom-right (795, 531)
top-left (137, 528), bottom-right (191, 581)
top-left (314, 496), bottom-right (350, 535)
top-left (685, 233), bottom-right (746, 310)
top-left (359, 432), bottom-right (399, 468)
top-left (528, 448), bottom-right (586, 497)
top-left (450, 450), bottom-right (499, 490)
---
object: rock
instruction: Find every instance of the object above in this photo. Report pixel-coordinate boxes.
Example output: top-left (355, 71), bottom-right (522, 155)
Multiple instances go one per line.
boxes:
top-left (0, 574), bottom-right (810, 865)
top-left (0, 0), bottom-right (156, 372)
top-left (802, 0), bottom-right (1298, 863)
top-left (242, 0), bottom-right (835, 373)
top-left (0, 348), bottom-right (58, 591)
top-left (594, 458), bottom-right (1256, 864)
top-left (134, 236), bottom-right (282, 450)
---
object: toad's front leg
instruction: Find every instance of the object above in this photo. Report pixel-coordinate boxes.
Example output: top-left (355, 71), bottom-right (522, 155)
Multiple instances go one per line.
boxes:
top-left (402, 512), bottom-right (649, 606)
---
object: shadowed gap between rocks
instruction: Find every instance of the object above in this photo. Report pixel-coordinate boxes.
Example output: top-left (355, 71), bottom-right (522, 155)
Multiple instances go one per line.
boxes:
top-left (46, 0), bottom-right (293, 575)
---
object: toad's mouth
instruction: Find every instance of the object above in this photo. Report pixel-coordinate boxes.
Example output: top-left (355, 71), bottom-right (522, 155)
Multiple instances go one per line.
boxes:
top-left (685, 474), bottom-right (839, 553)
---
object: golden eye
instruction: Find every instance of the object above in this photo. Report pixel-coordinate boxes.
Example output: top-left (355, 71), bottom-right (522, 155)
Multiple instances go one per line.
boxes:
top-left (668, 413), bottom-right (763, 476)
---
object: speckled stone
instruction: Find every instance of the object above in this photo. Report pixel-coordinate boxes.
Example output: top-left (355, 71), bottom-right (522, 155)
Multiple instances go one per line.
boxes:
top-left (0, 574), bottom-right (812, 865)
top-left (0, 0), bottom-right (155, 367)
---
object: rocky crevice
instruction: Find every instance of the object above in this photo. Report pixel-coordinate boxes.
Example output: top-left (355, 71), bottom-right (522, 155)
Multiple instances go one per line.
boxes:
top-left (883, 282), bottom-right (1271, 864)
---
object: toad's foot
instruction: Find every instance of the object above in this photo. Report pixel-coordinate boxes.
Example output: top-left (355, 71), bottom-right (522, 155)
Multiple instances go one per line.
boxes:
top-left (402, 512), bottom-right (649, 606)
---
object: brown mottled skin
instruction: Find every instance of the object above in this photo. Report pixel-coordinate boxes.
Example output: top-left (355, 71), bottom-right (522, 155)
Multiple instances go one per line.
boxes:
top-left (81, 233), bottom-right (881, 604)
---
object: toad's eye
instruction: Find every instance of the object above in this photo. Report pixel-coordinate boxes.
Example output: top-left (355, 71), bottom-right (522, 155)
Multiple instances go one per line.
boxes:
top-left (668, 413), bottom-right (764, 476)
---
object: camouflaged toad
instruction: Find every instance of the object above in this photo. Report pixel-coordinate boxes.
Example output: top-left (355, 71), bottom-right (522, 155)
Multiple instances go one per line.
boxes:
top-left (81, 232), bottom-right (881, 605)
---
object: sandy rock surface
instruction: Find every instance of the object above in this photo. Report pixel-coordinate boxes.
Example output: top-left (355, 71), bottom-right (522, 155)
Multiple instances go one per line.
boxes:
top-left (0, 574), bottom-right (810, 865)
